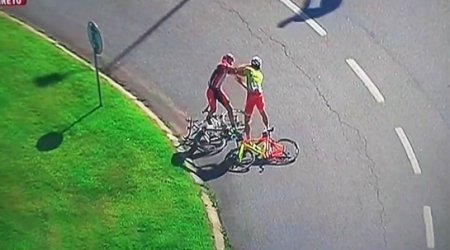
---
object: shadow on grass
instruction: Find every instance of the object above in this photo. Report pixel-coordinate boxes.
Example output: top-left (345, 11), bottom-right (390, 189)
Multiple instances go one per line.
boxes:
top-left (34, 70), bottom-right (81, 87)
top-left (36, 132), bottom-right (63, 151)
top-left (36, 105), bottom-right (101, 152)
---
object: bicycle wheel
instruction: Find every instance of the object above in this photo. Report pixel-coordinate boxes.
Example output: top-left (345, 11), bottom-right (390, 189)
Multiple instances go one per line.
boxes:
top-left (225, 148), bottom-right (255, 173)
top-left (221, 110), bottom-right (245, 130)
top-left (183, 119), bottom-right (203, 140)
top-left (268, 139), bottom-right (299, 165)
top-left (195, 132), bottom-right (227, 155)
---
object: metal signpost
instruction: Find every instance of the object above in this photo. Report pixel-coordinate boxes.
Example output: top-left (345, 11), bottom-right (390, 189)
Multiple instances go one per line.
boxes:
top-left (87, 21), bottom-right (104, 106)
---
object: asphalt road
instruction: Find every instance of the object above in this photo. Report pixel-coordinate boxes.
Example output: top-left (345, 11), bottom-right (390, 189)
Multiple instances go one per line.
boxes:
top-left (5, 0), bottom-right (450, 249)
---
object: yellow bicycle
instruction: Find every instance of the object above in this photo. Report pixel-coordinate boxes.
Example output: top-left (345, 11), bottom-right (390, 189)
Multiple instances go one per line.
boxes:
top-left (226, 127), bottom-right (299, 172)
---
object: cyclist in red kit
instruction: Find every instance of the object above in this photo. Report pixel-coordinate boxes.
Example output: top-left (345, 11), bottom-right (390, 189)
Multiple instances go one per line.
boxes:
top-left (205, 53), bottom-right (238, 128)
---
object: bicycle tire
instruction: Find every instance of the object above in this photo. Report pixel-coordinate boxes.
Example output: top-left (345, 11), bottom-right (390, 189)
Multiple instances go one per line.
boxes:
top-left (221, 110), bottom-right (245, 127)
top-left (226, 148), bottom-right (255, 173)
top-left (184, 119), bottom-right (204, 140)
top-left (194, 133), bottom-right (227, 155)
top-left (268, 138), bottom-right (299, 166)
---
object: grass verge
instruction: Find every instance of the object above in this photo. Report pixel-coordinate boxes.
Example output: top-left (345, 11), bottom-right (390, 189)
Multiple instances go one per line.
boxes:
top-left (0, 14), bottom-right (213, 250)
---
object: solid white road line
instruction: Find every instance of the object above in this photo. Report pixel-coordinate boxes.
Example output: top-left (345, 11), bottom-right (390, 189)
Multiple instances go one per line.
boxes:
top-left (346, 58), bottom-right (385, 103)
top-left (423, 206), bottom-right (435, 249)
top-left (395, 127), bottom-right (422, 174)
top-left (279, 0), bottom-right (327, 37)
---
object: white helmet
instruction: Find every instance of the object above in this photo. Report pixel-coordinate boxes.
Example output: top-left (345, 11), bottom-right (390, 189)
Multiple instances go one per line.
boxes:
top-left (250, 56), bottom-right (262, 68)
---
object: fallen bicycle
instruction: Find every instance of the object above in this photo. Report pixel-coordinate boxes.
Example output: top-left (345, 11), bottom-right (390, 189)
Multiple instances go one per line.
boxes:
top-left (225, 127), bottom-right (299, 173)
top-left (179, 108), bottom-right (245, 156)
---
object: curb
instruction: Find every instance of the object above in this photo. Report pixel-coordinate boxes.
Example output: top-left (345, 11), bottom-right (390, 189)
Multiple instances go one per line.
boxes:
top-left (1, 11), bottom-right (226, 250)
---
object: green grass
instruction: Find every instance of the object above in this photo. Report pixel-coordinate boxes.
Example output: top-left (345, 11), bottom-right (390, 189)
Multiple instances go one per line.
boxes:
top-left (0, 14), bottom-right (213, 250)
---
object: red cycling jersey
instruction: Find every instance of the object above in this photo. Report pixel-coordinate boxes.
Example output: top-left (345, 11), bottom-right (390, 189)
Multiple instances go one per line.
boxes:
top-left (206, 62), bottom-right (234, 112)
top-left (208, 62), bottom-right (232, 89)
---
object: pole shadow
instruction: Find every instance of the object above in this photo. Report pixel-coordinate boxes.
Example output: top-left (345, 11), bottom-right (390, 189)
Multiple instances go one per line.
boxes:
top-left (36, 132), bottom-right (64, 152)
top-left (36, 105), bottom-right (101, 152)
top-left (103, 0), bottom-right (191, 74)
top-left (278, 0), bottom-right (342, 28)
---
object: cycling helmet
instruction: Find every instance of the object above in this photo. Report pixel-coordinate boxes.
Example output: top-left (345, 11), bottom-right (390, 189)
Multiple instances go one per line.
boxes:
top-left (222, 53), bottom-right (235, 65)
top-left (250, 56), bottom-right (262, 69)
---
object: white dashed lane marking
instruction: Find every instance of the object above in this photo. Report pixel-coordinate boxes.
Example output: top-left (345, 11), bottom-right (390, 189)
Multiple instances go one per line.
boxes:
top-left (346, 58), bottom-right (385, 103)
top-left (423, 206), bottom-right (435, 248)
top-left (395, 127), bottom-right (422, 174)
top-left (279, 0), bottom-right (327, 37)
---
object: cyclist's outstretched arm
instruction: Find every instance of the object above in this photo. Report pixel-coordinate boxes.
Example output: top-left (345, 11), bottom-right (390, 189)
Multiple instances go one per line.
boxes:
top-left (235, 63), bottom-right (250, 76)
top-left (235, 75), bottom-right (247, 89)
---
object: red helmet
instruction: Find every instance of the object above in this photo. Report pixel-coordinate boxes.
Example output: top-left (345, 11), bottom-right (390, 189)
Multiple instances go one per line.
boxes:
top-left (221, 53), bottom-right (235, 66)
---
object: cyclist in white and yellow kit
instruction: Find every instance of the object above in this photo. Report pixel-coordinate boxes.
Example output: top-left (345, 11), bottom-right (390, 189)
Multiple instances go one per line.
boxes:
top-left (235, 56), bottom-right (270, 140)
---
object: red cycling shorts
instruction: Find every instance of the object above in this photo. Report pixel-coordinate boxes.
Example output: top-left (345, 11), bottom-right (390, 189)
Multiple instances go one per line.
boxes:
top-left (245, 92), bottom-right (265, 116)
top-left (206, 87), bottom-right (230, 112)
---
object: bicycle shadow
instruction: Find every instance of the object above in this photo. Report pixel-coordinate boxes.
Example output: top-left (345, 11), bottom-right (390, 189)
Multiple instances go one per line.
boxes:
top-left (172, 149), bottom-right (299, 181)
top-left (172, 142), bottom-right (226, 161)
top-left (171, 150), bottom-right (208, 165)
top-left (228, 157), bottom-right (299, 174)
top-left (171, 152), bottom-right (232, 182)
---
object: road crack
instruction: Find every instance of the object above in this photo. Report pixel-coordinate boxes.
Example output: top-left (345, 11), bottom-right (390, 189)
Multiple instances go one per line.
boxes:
top-left (217, 1), bottom-right (264, 44)
top-left (360, 128), bottom-right (388, 248)
top-left (259, 29), bottom-right (347, 142)
top-left (214, 6), bottom-right (388, 246)
top-left (260, 27), bottom-right (388, 248)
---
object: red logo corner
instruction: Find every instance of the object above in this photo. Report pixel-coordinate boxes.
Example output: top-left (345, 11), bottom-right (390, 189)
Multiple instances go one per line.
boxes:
top-left (0, 0), bottom-right (27, 7)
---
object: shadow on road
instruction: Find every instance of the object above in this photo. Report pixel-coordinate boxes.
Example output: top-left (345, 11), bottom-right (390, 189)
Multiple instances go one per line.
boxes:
top-left (171, 150), bottom-right (210, 165)
top-left (172, 152), bottom-right (232, 182)
top-left (171, 144), bottom-right (299, 181)
top-left (103, 0), bottom-right (191, 73)
top-left (36, 105), bottom-right (101, 152)
top-left (278, 0), bottom-right (342, 28)
top-left (189, 161), bottom-right (231, 182)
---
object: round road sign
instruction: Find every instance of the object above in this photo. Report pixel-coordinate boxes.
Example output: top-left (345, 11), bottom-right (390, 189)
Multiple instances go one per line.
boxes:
top-left (87, 21), bottom-right (103, 55)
